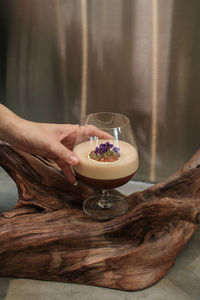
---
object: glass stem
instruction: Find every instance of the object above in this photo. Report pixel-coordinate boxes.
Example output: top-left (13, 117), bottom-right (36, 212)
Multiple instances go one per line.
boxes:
top-left (98, 190), bottom-right (113, 209)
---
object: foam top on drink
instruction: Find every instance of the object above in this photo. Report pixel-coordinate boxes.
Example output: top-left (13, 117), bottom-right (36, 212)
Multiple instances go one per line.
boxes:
top-left (73, 139), bottom-right (138, 180)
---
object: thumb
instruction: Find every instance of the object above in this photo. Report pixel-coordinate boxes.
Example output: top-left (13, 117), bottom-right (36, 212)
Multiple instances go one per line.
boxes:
top-left (51, 142), bottom-right (79, 166)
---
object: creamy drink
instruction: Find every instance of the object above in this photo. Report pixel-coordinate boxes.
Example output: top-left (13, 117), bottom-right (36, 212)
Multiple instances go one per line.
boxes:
top-left (74, 113), bottom-right (139, 219)
top-left (73, 139), bottom-right (138, 189)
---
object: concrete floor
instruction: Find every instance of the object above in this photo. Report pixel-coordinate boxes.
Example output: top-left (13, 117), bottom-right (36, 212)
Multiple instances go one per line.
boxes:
top-left (0, 167), bottom-right (200, 300)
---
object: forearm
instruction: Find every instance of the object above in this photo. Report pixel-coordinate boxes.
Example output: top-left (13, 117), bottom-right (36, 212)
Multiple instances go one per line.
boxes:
top-left (0, 104), bottom-right (25, 144)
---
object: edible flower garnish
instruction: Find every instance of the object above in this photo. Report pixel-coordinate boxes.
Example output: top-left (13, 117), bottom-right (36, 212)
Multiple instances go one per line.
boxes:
top-left (89, 142), bottom-right (120, 162)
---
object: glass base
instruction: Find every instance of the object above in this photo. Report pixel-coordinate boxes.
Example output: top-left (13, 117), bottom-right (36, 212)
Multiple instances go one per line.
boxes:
top-left (83, 193), bottom-right (128, 220)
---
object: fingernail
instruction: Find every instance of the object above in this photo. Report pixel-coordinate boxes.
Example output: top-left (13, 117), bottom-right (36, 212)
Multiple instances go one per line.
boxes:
top-left (73, 181), bottom-right (78, 186)
top-left (69, 155), bottom-right (79, 165)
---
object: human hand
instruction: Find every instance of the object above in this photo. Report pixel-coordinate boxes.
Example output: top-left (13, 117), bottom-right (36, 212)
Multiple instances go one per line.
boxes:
top-left (0, 105), bottom-right (111, 184)
top-left (10, 122), bottom-right (111, 184)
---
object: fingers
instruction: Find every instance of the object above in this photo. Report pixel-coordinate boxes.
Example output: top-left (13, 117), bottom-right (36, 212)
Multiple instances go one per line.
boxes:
top-left (81, 125), bottom-right (113, 140)
top-left (49, 142), bottom-right (79, 184)
top-left (45, 124), bottom-right (112, 185)
top-left (57, 161), bottom-right (77, 184)
top-left (51, 142), bottom-right (79, 165)
top-left (57, 124), bottom-right (79, 142)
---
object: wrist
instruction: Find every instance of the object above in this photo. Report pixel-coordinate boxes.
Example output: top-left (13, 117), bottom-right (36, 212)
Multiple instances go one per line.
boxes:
top-left (0, 104), bottom-right (26, 145)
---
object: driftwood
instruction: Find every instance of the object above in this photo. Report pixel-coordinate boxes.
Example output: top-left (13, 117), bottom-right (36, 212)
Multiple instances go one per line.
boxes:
top-left (0, 142), bottom-right (200, 291)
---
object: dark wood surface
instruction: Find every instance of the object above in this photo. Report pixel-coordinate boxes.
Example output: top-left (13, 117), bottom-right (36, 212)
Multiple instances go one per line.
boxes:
top-left (0, 142), bottom-right (200, 291)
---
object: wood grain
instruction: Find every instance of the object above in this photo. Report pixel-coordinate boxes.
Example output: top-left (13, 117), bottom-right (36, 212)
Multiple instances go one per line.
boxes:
top-left (0, 142), bottom-right (200, 290)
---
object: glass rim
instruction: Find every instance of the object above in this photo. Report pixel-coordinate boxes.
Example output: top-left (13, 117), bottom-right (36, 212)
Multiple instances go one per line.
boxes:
top-left (80, 112), bottom-right (131, 130)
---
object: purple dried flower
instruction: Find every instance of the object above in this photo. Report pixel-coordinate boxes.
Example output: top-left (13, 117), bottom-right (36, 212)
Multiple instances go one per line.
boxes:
top-left (105, 142), bottom-right (113, 149)
top-left (113, 146), bottom-right (120, 154)
top-left (93, 142), bottom-right (120, 157)
top-left (94, 147), bottom-right (99, 154)
top-left (90, 141), bottom-right (120, 161)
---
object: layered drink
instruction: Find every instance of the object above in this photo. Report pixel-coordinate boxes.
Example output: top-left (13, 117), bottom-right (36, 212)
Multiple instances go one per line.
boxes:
top-left (73, 139), bottom-right (138, 189)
